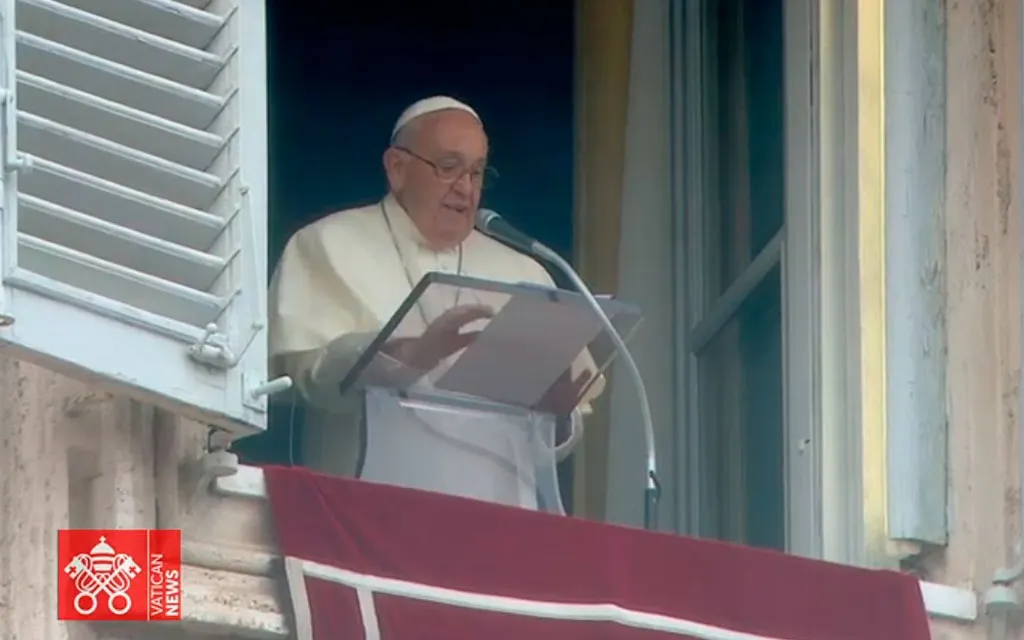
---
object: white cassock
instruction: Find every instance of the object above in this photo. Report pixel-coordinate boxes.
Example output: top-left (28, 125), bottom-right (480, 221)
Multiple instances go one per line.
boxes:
top-left (268, 193), bottom-right (605, 512)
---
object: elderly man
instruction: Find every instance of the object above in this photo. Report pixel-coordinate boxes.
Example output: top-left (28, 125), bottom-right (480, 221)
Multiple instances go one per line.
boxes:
top-left (268, 96), bottom-right (603, 511)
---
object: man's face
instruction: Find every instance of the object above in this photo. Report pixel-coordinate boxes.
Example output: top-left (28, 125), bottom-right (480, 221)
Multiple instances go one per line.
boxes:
top-left (386, 110), bottom-right (489, 250)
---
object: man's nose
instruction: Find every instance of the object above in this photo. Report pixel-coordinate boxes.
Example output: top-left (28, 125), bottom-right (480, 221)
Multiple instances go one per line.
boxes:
top-left (451, 170), bottom-right (474, 194)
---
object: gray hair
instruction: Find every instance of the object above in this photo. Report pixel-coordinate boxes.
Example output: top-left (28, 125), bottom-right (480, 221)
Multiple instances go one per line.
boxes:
top-left (390, 119), bottom-right (422, 148)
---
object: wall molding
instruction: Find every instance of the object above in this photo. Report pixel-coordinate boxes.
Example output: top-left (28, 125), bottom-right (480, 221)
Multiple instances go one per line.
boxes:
top-left (177, 543), bottom-right (289, 638)
top-left (182, 582), bottom-right (288, 638)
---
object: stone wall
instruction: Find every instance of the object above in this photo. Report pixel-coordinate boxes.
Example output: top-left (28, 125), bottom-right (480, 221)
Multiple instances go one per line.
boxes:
top-left (0, 359), bottom-right (288, 639)
top-left (914, 0), bottom-right (1024, 638)
top-left (924, 1), bottom-right (1022, 638)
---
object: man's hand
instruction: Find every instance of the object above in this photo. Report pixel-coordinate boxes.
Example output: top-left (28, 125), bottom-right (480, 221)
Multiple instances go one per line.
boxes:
top-left (383, 304), bottom-right (494, 371)
top-left (540, 369), bottom-right (593, 414)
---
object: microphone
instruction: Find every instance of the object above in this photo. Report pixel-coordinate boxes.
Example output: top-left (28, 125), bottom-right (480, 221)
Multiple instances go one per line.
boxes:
top-left (474, 208), bottom-right (662, 531)
top-left (475, 208), bottom-right (541, 253)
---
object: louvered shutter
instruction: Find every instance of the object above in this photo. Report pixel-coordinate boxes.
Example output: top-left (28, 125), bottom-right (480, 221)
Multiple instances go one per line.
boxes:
top-left (0, 0), bottom-right (275, 433)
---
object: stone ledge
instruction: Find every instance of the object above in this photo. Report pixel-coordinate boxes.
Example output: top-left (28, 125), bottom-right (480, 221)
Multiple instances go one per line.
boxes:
top-left (182, 584), bottom-right (287, 638)
top-left (178, 541), bottom-right (289, 638)
top-left (917, 580), bottom-right (978, 623)
top-left (216, 464), bottom-right (266, 499)
top-left (183, 540), bottom-right (276, 576)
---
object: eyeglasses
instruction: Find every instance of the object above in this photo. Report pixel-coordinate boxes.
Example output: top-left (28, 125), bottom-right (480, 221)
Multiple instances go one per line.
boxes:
top-left (394, 145), bottom-right (499, 188)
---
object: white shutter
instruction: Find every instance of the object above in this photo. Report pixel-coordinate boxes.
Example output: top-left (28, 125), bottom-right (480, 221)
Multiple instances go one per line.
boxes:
top-left (0, 0), bottom-right (276, 434)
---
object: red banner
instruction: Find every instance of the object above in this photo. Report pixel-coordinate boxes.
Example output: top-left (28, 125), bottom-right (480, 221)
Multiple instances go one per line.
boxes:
top-left (264, 466), bottom-right (930, 640)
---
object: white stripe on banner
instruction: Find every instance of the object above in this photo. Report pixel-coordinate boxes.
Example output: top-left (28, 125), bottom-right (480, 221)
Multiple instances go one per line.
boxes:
top-left (297, 558), bottom-right (796, 640)
top-left (356, 587), bottom-right (382, 640)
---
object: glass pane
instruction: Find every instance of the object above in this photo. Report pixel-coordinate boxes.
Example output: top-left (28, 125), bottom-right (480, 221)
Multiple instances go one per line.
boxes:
top-left (338, 273), bottom-right (643, 413)
top-left (361, 386), bottom-right (565, 514)
top-left (711, 0), bottom-right (785, 299)
top-left (698, 265), bottom-right (784, 550)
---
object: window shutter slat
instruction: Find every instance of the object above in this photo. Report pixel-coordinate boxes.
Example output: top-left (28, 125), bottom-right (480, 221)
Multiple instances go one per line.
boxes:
top-left (18, 234), bottom-right (231, 327)
top-left (17, 32), bottom-right (225, 129)
top-left (19, 0), bottom-right (224, 87)
top-left (18, 194), bottom-right (230, 290)
top-left (17, 71), bottom-right (225, 168)
top-left (0, 0), bottom-right (272, 434)
top-left (56, 0), bottom-right (226, 50)
top-left (20, 157), bottom-right (226, 249)
top-left (172, 0), bottom-right (212, 10)
top-left (19, 112), bottom-right (224, 208)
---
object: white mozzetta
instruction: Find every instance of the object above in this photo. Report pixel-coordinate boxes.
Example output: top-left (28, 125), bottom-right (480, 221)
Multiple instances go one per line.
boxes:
top-left (0, 0), bottom-right (271, 433)
top-left (215, 465), bottom-right (980, 624)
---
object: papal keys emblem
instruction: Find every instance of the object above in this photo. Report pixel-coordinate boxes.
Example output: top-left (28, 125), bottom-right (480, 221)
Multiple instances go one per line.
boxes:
top-left (63, 536), bottom-right (142, 616)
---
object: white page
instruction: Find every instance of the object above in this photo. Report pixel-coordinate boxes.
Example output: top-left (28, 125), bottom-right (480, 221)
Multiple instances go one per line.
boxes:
top-left (434, 291), bottom-right (604, 407)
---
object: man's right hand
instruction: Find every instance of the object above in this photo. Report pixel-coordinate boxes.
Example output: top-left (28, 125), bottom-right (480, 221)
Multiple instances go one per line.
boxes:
top-left (382, 304), bottom-right (494, 371)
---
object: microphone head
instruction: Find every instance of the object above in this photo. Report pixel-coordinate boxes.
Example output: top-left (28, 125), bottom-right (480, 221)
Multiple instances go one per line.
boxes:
top-left (475, 208), bottom-right (501, 231)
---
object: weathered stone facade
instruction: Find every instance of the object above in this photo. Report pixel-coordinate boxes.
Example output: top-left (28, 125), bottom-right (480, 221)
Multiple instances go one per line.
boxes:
top-left (0, 361), bottom-right (287, 639)
top-left (926, 0), bottom-right (1023, 637)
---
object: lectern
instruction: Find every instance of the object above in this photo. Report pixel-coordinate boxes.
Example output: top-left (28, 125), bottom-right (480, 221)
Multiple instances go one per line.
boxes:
top-left (335, 272), bottom-right (642, 514)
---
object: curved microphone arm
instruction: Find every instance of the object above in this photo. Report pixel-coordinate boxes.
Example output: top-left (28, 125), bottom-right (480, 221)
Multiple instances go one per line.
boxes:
top-left (531, 242), bottom-right (662, 531)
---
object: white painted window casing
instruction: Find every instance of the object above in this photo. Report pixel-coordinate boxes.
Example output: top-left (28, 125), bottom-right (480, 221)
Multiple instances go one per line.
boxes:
top-left (0, 0), bottom-right (271, 433)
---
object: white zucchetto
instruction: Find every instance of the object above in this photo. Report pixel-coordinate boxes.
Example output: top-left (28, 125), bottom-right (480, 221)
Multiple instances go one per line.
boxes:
top-left (391, 96), bottom-right (480, 142)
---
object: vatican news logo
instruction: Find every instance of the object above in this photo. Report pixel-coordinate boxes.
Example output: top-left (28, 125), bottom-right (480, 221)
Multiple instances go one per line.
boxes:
top-left (57, 529), bottom-right (182, 621)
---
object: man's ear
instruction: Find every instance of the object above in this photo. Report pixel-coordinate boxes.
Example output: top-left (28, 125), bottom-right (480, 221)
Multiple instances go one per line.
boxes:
top-left (383, 147), bottom-right (405, 190)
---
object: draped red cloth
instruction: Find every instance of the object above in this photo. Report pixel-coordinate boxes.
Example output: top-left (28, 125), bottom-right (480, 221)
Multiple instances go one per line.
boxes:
top-left (264, 465), bottom-right (931, 640)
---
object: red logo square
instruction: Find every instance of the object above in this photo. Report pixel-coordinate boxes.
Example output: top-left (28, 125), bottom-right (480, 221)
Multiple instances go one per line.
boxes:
top-left (58, 529), bottom-right (182, 621)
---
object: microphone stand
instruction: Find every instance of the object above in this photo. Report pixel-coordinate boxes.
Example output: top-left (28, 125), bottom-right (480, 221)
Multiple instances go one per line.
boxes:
top-left (530, 242), bottom-right (662, 531)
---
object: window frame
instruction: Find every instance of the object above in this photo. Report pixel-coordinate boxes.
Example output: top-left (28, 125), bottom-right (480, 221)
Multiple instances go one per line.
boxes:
top-left (673, 0), bottom-right (862, 561)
